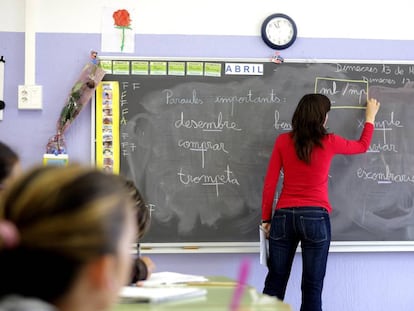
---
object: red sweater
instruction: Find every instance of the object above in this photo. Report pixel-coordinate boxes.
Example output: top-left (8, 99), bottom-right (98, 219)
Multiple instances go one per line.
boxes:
top-left (262, 122), bottom-right (374, 219)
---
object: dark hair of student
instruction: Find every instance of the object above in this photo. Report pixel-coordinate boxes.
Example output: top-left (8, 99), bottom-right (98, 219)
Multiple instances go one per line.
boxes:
top-left (291, 93), bottom-right (331, 164)
top-left (0, 165), bottom-right (136, 302)
top-left (120, 177), bottom-right (153, 283)
top-left (0, 142), bottom-right (19, 186)
top-left (122, 178), bottom-right (150, 239)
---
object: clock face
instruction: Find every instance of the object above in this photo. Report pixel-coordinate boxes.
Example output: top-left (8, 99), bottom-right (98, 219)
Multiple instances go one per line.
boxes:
top-left (261, 13), bottom-right (297, 50)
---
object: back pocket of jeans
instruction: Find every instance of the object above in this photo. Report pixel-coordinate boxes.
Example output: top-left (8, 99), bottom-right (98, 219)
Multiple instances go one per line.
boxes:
top-left (269, 215), bottom-right (286, 240)
top-left (300, 216), bottom-right (327, 243)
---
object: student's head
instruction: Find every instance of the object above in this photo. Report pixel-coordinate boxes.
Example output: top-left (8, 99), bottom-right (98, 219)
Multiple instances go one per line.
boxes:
top-left (0, 141), bottom-right (21, 191)
top-left (121, 178), bottom-right (150, 240)
top-left (292, 93), bottom-right (331, 130)
top-left (0, 165), bottom-right (137, 311)
top-left (291, 94), bottom-right (331, 163)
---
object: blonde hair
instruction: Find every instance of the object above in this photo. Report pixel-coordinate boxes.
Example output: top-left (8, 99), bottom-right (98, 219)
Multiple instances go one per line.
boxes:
top-left (0, 164), bottom-right (136, 301)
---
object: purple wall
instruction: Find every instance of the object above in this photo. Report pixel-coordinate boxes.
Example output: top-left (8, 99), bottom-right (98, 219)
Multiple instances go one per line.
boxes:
top-left (2, 33), bottom-right (414, 168)
top-left (1, 32), bottom-right (414, 310)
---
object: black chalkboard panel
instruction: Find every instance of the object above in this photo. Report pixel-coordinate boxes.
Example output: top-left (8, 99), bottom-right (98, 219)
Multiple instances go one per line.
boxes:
top-left (101, 59), bottom-right (414, 244)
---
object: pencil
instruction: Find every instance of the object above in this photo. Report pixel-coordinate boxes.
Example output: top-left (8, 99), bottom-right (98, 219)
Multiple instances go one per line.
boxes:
top-left (230, 258), bottom-right (251, 311)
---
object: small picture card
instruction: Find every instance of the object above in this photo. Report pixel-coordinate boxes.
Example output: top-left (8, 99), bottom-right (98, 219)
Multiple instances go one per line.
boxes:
top-left (43, 154), bottom-right (69, 166)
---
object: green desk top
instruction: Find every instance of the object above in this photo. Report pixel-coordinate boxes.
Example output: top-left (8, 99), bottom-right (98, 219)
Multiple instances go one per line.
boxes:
top-left (112, 276), bottom-right (292, 311)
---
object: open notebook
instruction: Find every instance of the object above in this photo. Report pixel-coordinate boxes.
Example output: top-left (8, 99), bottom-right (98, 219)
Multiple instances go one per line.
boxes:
top-left (119, 286), bottom-right (207, 303)
top-left (140, 271), bottom-right (208, 287)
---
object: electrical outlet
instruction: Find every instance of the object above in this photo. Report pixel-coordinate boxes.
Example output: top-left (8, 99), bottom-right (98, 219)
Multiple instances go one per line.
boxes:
top-left (18, 85), bottom-right (43, 110)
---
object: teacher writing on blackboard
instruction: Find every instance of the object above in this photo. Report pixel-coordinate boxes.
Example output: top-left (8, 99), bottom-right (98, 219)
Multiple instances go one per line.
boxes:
top-left (261, 93), bottom-right (380, 311)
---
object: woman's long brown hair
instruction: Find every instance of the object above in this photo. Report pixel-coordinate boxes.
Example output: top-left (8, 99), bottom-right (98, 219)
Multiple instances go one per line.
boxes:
top-left (291, 94), bottom-right (331, 164)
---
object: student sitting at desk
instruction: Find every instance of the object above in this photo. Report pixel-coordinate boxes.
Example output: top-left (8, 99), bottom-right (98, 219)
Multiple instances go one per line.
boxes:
top-left (122, 178), bottom-right (156, 284)
top-left (0, 165), bottom-right (138, 311)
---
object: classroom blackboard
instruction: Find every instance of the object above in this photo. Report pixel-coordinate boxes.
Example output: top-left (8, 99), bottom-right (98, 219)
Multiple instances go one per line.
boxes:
top-left (100, 59), bottom-right (414, 246)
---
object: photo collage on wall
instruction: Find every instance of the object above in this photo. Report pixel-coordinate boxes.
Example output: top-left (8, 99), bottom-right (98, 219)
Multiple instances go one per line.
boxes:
top-left (101, 84), bottom-right (114, 172)
top-left (95, 81), bottom-right (119, 174)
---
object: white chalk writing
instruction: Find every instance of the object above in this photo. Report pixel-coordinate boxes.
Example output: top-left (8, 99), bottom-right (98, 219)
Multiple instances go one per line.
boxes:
top-left (178, 139), bottom-right (228, 153)
top-left (177, 165), bottom-right (240, 197)
top-left (335, 64), bottom-right (379, 74)
top-left (357, 166), bottom-right (414, 184)
top-left (361, 75), bottom-right (396, 86)
top-left (178, 139), bottom-right (229, 168)
top-left (274, 110), bottom-right (292, 130)
top-left (163, 89), bottom-right (203, 105)
top-left (174, 112), bottom-right (242, 132)
top-left (214, 89), bottom-right (281, 105)
top-left (368, 142), bottom-right (397, 153)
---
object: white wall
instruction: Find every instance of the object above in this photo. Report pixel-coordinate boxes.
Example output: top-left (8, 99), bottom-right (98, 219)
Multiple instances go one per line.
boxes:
top-left (2, 0), bottom-right (414, 39)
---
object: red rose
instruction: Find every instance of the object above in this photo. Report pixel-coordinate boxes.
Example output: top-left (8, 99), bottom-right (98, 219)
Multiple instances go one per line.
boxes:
top-left (112, 9), bottom-right (132, 52)
top-left (113, 9), bottom-right (131, 27)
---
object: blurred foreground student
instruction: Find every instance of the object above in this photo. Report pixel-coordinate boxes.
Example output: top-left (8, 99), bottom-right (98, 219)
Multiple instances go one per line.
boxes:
top-left (261, 94), bottom-right (380, 311)
top-left (0, 165), bottom-right (137, 311)
top-left (122, 178), bottom-right (156, 284)
top-left (0, 141), bottom-right (22, 193)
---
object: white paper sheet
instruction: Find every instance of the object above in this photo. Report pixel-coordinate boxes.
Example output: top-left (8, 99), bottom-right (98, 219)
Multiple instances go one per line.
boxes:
top-left (259, 225), bottom-right (269, 266)
top-left (101, 7), bottom-right (135, 53)
top-left (140, 271), bottom-right (208, 287)
top-left (119, 286), bottom-right (207, 303)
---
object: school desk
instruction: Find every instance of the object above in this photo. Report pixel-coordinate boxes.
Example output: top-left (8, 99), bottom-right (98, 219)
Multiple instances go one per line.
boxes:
top-left (113, 276), bottom-right (292, 311)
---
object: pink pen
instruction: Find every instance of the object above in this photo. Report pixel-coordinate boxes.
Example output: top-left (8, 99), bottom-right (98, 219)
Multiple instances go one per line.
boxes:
top-left (229, 258), bottom-right (251, 311)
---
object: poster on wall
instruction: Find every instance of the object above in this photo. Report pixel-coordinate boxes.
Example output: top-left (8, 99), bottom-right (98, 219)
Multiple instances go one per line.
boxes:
top-left (95, 81), bottom-right (120, 173)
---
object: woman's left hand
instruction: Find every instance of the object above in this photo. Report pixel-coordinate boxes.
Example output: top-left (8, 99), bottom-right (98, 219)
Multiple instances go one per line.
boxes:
top-left (261, 223), bottom-right (271, 239)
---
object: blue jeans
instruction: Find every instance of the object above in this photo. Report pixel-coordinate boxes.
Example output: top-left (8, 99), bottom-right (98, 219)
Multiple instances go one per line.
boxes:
top-left (263, 207), bottom-right (331, 311)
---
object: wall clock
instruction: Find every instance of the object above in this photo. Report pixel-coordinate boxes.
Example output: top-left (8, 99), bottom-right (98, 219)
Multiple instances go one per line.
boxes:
top-left (261, 13), bottom-right (297, 50)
